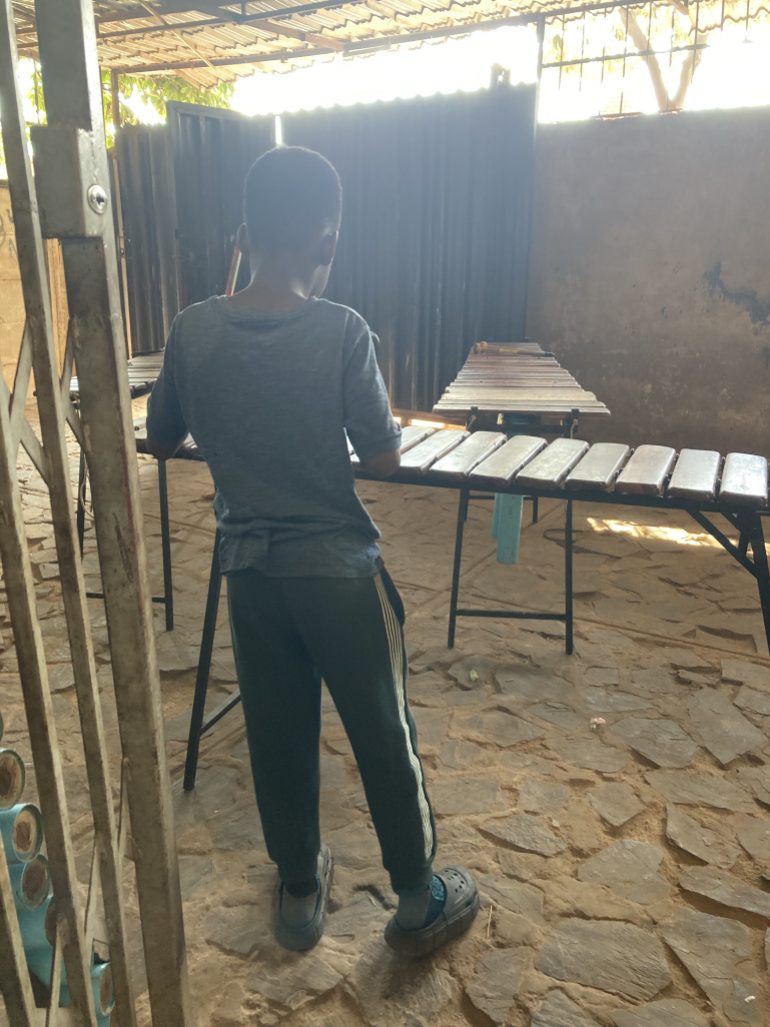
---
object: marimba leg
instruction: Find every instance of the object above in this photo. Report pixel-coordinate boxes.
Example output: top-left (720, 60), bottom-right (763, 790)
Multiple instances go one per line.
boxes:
top-left (76, 448), bottom-right (87, 556)
top-left (447, 488), bottom-right (470, 648)
top-left (565, 500), bottom-right (574, 656)
top-left (183, 533), bottom-right (223, 792)
top-left (745, 513), bottom-right (770, 659)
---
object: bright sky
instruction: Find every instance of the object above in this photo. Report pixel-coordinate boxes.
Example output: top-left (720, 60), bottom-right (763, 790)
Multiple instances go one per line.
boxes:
top-left (7, 18), bottom-right (770, 135)
top-left (230, 26), bottom-right (538, 115)
top-left (225, 19), bottom-right (770, 123)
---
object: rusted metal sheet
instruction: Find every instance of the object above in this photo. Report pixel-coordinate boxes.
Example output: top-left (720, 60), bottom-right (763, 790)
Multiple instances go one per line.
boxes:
top-left (167, 102), bottom-right (275, 308)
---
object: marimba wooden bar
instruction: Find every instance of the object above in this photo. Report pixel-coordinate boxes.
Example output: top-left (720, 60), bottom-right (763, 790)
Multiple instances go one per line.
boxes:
top-left (69, 351), bottom-right (163, 401)
top-left (433, 341), bottom-right (611, 421)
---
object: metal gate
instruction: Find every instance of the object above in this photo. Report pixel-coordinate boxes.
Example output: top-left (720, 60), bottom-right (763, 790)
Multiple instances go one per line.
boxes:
top-left (0, 2), bottom-right (192, 1024)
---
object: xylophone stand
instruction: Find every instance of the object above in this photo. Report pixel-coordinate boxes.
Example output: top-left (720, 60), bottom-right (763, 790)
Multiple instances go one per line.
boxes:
top-left (689, 508), bottom-right (770, 655)
top-left (77, 452), bottom-right (175, 630)
top-left (181, 498), bottom-right (577, 792)
top-left (447, 488), bottom-right (574, 655)
top-left (183, 532), bottom-right (234, 791)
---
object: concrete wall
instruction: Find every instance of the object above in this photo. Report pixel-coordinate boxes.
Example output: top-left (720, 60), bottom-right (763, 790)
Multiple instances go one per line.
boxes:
top-left (527, 107), bottom-right (770, 456)
top-left (0, 183), bottom-right (68, 390)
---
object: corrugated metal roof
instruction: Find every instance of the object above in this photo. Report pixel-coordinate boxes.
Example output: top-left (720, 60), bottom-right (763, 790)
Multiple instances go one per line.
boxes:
top-left (10, 0), bottom-right (572, 87)
top-left (12, 0), bottom-right (766, 87)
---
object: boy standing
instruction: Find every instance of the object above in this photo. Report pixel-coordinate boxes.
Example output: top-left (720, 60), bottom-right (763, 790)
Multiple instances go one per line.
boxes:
top-left (146, 146), bottom-right (479, 957)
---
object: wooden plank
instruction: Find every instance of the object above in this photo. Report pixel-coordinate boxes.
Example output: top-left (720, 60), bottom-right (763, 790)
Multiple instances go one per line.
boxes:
top-left (514, 438), bottom-right (590, 488)
top-left (666, 449), bottom-right (721, 501)
top-left (615, 445), bottom-right (677, 496)
top-left (429, 431), bottom-right (506, 480)
top-left (399, 429), bottom-right (468, 473)
top-left (566, 443), bottom-right (631, 491)
top-left (719, 453), bottom-right (769, 507)
top-left (469, 435), bottom-right (547, 488)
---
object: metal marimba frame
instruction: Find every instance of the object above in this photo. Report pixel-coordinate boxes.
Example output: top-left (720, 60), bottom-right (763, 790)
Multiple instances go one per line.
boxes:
top-left (142, 437), bottom-right (770, 793)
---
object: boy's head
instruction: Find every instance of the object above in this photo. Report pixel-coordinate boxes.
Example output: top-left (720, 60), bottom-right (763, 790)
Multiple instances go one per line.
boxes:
top-left (242, 146), bottom-right (342, 294)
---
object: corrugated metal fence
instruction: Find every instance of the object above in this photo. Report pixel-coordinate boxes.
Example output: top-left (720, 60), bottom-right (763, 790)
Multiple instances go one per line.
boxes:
top-left (283, 85), bottom-right (536, 409)
top-left (117, 86), bottom-right (536, 408)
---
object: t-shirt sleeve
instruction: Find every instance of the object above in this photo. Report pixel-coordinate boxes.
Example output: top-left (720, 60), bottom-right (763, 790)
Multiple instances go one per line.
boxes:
top-left (146, 316), bottom-right (188, 448)
top-left (343, 321), bottom-right (401, 462)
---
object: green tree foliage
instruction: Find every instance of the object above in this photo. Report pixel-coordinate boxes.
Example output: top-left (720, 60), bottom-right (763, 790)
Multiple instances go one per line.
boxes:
top-left (1, 62), bottom-right (234, 175)
top-left (101, 70), bottom-right (235, 134)
top-left (22, 59), bottom-right (233, 134)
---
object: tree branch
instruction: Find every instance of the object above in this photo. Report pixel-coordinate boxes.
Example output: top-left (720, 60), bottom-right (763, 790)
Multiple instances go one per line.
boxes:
top-left (671, 44), bottom-right (703, 108)
top-left (621, 8), bottom-right (671, 112)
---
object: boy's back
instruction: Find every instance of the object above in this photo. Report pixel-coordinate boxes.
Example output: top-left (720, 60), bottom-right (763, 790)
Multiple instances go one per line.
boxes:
top-left (146, 145), bottom-right (478, 959)
top-left (149, 294), bottom-right (399, 577)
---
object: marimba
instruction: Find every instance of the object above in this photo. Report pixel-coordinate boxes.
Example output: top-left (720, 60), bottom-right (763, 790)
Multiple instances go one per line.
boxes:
top-left (139, 427), bottom-right (770, 790)
top-left (69, 351), bottom-right (164, 401)
top-left (433, 341), bottom-right (611, 428)
top-left (71, 351), bottom-right (173, 628)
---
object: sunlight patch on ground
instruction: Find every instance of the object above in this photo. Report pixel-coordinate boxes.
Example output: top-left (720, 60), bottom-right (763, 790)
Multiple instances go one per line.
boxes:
top-left (587, 516), bottom-right (723, 548)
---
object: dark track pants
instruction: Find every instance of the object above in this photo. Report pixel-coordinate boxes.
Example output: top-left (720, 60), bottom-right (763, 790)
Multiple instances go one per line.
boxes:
top-left (227, 566), bottom-right (437, 894)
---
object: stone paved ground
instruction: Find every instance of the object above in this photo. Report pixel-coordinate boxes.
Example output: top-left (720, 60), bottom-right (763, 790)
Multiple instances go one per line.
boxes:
top-left (2, 425), bottom-right (770, 1026)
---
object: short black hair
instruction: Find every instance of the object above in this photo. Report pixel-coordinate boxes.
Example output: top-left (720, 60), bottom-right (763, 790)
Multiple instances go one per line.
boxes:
top-left (243, 146), bottom-right (342, 252)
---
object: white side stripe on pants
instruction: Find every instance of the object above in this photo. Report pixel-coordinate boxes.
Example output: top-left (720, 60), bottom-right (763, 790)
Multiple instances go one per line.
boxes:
top-left (374, 575), bottom-right (434, 861)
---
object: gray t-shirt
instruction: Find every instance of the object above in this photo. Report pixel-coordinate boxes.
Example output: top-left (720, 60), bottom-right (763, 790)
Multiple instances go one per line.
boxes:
top-left (146, 295), bottom-right (401, 577)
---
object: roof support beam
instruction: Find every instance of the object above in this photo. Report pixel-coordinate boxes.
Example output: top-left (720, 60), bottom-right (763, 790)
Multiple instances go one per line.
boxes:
top-left (108, 6), bottom-right (557, 72)
top-left (94, 0), bottom-right (361, 26)
top-left (101, 0), bottom-right (664, 74)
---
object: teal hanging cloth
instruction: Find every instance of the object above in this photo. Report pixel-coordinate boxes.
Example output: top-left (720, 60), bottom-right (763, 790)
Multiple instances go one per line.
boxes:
top-left (491, 494), bottom-right (523, 564)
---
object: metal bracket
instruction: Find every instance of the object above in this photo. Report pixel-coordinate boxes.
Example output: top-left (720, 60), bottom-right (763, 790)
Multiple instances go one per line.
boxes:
top-left (30, 125), bottom-right (109, 238)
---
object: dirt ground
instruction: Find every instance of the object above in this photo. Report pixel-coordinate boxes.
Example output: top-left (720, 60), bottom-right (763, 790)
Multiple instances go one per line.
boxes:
top-left (1, 421), bottom-right (770, 1027)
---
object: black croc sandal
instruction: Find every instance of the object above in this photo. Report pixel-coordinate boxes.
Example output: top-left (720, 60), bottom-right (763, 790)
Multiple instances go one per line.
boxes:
top-left (384, 866), bottom-right (480, 958)
top-left (274, 844), bottom-right (334, 952)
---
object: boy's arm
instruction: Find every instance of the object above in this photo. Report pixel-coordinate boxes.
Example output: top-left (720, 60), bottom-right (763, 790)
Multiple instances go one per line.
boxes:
top-left (146, 319), bottom-right (188, 460)
top-left (344, 322), bottom-right (401, 478)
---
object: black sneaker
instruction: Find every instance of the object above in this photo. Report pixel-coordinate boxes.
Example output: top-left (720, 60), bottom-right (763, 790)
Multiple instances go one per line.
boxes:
top-left (274, 844), bottom-right (334, 952)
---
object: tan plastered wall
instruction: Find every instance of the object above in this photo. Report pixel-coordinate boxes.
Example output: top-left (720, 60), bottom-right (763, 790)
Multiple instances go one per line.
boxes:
top-left (527, 107), bottom-right (770, 456)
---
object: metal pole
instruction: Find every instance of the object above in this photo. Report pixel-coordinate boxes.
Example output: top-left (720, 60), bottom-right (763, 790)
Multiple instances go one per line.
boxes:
top-left (565, 499), bottom-right (574, 654)
top-left (32, 2), bottom-right (192, 1023)
top-left (745, 513), bottom-right (770, 658)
